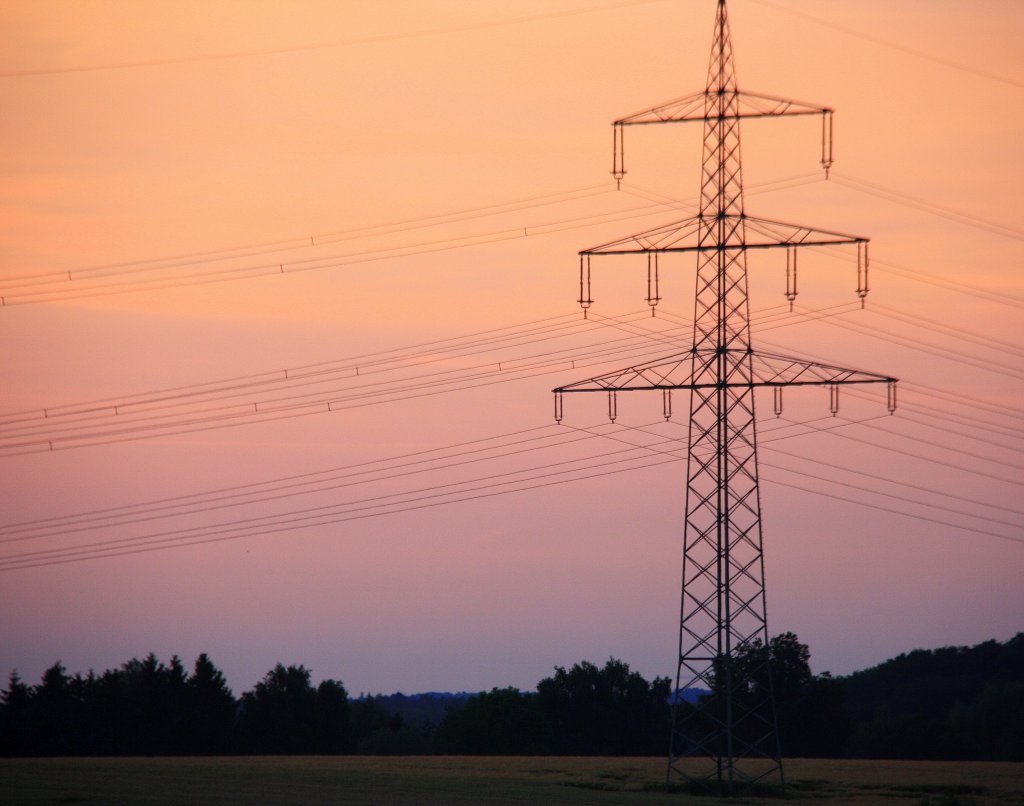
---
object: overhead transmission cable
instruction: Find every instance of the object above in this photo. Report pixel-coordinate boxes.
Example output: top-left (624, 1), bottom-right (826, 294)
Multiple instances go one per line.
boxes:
top-left (656, 308), bottom-right (1024, 437)
top-left (3, 410), bottom-right (1020, 573)
top-left (5, 296), bottom-right (1018, 457)
top-left (0, 301), bottom-right (834, 455)
top-left (869, 302), bottom-right (1024, 361)
top-left (628, 178), bottom-right (1024, 311)
top-left (0, 310), bottom-right (588, 423)
top-left (840, 385), bottom-right (1024, 452)
top-left (0, 0), bottom-right (673, 79)
top-left (0, 423), bottom-right (692, 571)
top-left (0, 199), bottom-right (676, 306)
top-left (746, 0), bottom-right (1024, 91)
top-left (1, 184), bottom-right (613, 286)
top-left (792, 304), bottom-right (1024, 382)
top-left (830, 173), bottom-right (1024, 244)
top-left (0, 171), bottom-right (822, 306)
top-left (620, 420), bottom-right (1023, 530)
top-left (0, 311), bottom-right (684, 451)
top-left (1, 412), bottom-right (829, 543)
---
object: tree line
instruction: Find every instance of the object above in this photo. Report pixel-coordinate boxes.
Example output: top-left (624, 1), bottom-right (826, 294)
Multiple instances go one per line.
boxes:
top-left (2, 633), bottom-right (1020, 759)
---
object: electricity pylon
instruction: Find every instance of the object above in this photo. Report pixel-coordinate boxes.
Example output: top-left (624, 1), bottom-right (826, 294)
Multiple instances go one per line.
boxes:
top-left (553, 0), bottom-right (896, 793)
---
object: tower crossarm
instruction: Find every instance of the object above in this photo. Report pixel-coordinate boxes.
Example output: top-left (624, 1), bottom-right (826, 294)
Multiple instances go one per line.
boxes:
top-left (611, 89), bottom-right (835, 182)
top-left (553, 349), bottom-right (895, 395)
top-left (579, 214), bottom-right (865, 256)
top-left (575, 214), bottom-right (870, 312)
top-left (614, 89), bottom-right (832, 127)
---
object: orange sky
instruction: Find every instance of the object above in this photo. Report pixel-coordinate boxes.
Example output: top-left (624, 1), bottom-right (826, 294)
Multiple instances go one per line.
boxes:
top-left (1, 0), bottom-right (1021, 694)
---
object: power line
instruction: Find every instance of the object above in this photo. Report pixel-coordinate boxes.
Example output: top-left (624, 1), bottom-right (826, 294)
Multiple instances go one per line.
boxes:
top-left (900, 379), bottom-right (1024, 424)
top-left (793, 304), bottom-right (1024, 382)
top-left (0, 0), bottom-right (672, 79)
top-left (0, 199), bottom-right (677, 306)
top-left (0, 426), bottom-right (580, 542)
top-left (0, 410), bottom-right (816, 542)
top-left (628, 419), bottom-right (1024, 530)
top-left (648, 309), bottom-right (1024, 455)
top-left (761, 473), bottom-right (1024, 547)
top-left (864, 256), bottom-right (1024, 311)
top-left (0, 312), bottom-right (683, 452)
top-left (870, 302), bottom-right (1024, 361)
top-left (5, 173), bottom-right (814, 293)
top-left (0, 424), bottom-right (689, 571)
top-left (5, 409), bottom-right (1020, 572)
top-left (4, 431), bottom-right (684, 559)
top-left (0, 312), bottom-right (601, 425)
top-left (4, 302), bottom-right (851, 455)
top-left (746, 0), bottom-right (1024, 91)
top-left (774, 414), bottom-right (1024, 489)
top-left (830, 173), bottom-right (1024, 243)
top-left (631, 179), bottom-right (1024, 310)
top-left (841, 385), bottom-right (1024, 453)
top-left (765, 442), bottom-right (1024, 520)
top-left (0, 172), bottom-right (822, 307)
top-left (717, 309), bottom-right (1024, 426)
top-left (1, 184), bottom-right (613, 286)
top-left (584, 417), bottom-right (1024, 527)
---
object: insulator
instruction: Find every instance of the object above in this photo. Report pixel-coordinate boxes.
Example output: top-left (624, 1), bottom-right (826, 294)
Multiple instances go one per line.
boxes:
top-left (554, 390), bottom-right (564, 424)
top-left (646, 252), bottom-right (661, 315)
top-left (578, 254), bottom-right (593, 317)
top-left (857, 241), bottom-right (870, 307)
top-left (821, 110), bottom-right (834, 178)
top-left (829, 384), bottom-right (839, 417)
top-left (887, 381), bottom-right (897, 415)
top-left (663, 388), bottom-right (672, 421)
top-left (773, 386), bottom-right (783, 418)
top-left (608, 390), bottom-right (617, 423)
top-left (612, 122), bottom-right (626, 188)
top-left (785, 246), bottom-right (797, 311)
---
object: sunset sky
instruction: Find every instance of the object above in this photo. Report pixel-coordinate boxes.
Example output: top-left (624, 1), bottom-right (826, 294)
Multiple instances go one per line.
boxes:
top-left (1, 0), bottom-right (1021, 697)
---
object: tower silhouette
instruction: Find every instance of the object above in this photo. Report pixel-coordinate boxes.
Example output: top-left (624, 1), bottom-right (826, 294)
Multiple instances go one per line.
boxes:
top-left (553, 0), bottom-right (897, 792)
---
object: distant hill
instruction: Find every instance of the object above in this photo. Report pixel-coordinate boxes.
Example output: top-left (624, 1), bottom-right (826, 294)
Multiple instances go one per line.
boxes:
top-left (359, 692), bottom-right (471, 730)
top-left (839, 633), bottom-right (1024, 760)
top-left (365, 634), bottom-right (1024, 761)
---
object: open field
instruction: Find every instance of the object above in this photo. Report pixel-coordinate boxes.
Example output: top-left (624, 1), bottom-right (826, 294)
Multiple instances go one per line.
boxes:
top-left (3, 756), bottom-right (1023, 805)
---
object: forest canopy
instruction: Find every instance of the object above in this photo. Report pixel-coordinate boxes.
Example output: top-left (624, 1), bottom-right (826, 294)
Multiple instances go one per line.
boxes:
top-left (2, 633), bottom-right (1020, 760)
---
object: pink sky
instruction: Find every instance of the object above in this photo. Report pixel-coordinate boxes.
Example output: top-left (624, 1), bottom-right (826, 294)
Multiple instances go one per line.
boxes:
top-left (1, 0), bottom-right (1021, 695)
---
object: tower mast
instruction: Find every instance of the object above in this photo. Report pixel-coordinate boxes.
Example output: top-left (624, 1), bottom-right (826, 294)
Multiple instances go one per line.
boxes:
top-left (555, 0), bottom-right (895, 792)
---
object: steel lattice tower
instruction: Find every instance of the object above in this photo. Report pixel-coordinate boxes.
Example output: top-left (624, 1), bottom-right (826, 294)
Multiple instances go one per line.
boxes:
top-left (553, 0), bottom-right (897, 792)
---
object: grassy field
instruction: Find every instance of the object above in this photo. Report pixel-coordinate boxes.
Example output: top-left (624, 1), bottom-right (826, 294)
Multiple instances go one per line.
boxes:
top-left (2, 756), bottom-right (1022, 805)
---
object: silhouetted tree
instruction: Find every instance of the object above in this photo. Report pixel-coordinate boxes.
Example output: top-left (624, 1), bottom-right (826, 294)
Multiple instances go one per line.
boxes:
top-left (239, 664), bottom-right (317, 753)
top-left (102, 653), bottom-right (190, 754)
top-left (435, 687), bottom-right (549, 754)
top-left (238, 664), bottom-right (350, 754)
top-left (3, 634), bottom-right (1020, 759)
top-left (349, 697), bottom-right (398, 738)
top-left (349, 696), bottom-right (408, 753)
top-left (949, 680), bottom-right (1024, 760)
top-left (843, 633), bottom-right (1024, 760)
top-left (536, 658), bottom-right (670, 755)
top-left (314, 679), bottom-right (351, 753)
top-left (727, 632), bottom-right (850, 757)
top-left (0, 671), bottom-right (31, 755)
top-left (31, 662), bottom-right (79, 755)
top-left (785, 671), bottom-right (850, 757)
top-left (185, 653), bottom-right (236, 754)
